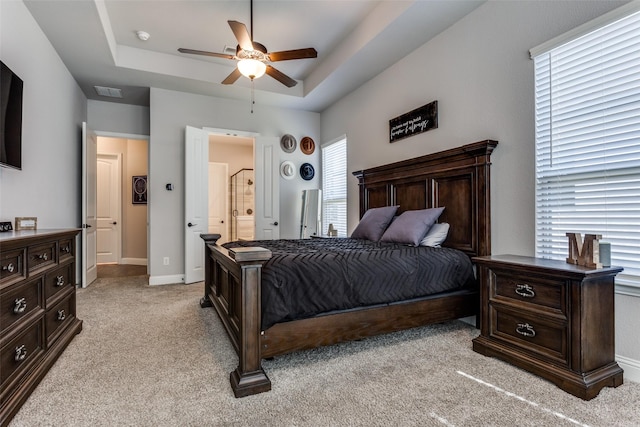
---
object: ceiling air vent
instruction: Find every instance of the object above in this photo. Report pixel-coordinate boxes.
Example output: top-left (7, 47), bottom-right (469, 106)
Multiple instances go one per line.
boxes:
top-left (94, 86), bottom-right (123, 98)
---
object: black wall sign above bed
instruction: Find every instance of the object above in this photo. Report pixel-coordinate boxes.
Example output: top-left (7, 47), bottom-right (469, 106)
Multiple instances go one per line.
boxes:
top-left (389, 100), bottom-right (438, 143)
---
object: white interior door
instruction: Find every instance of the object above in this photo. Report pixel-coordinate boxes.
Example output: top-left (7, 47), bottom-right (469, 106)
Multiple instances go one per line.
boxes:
top-left (96, 153), bottom-right (121, 264)
top-left (208, 162), bottom-right (229, 245)
top-left (82, 122), bottom-right (98, 287)
top-left (254, 137), bottom-right (280, 240)
top-left (184, 126), bottom-right (208, 284)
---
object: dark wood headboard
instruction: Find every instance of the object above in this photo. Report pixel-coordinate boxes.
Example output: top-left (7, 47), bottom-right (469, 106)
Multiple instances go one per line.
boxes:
top-left (352, 140), bottom-right (498, 257)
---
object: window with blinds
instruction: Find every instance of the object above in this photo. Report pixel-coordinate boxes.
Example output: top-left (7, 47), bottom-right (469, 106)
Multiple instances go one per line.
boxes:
top-left (533, 9), bottom-right (640, 287)
top-left (321, 137), bottom-right (347, 237)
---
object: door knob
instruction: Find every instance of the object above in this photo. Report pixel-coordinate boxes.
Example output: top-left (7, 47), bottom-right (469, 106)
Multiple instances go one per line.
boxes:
top-left (220, 220), bottom-right (224, 224)
top-left (188, 222), bottom-right (197, 227)
top-left (272, 221), bottom-right (279, 226)
top-left (112, 222), bottom-right (117, 225)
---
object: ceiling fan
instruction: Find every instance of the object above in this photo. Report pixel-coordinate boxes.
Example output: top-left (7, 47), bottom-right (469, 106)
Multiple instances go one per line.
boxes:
top-left (178, 0), bottom-right (317, 88)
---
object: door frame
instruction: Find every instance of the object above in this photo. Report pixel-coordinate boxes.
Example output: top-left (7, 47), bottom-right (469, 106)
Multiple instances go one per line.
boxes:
top-left (183, 126), bottom-right (278, 283)
top-left (83, 131), bottom-right (150, 278)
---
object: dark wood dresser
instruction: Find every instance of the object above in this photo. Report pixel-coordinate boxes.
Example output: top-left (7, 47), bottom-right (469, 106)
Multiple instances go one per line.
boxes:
top-left (1, 229), bottom-right (83, 426)
top-left (472, 254), bottom-right (623, 400)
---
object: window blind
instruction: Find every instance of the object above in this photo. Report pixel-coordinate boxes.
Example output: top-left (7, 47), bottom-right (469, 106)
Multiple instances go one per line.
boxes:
top-left (534, 9), bottom-right (640, 286)
top-left (321, 138), bottom-right (347, 237)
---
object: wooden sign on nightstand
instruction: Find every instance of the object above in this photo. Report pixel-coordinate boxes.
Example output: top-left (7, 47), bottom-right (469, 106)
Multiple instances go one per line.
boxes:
top-left (566, 232), bottom-right (602, 268)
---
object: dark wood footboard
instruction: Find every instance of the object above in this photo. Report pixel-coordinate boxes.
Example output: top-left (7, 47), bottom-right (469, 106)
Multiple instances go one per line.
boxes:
top-left (199, 140), bottom-right (497, 398)
top-left (201, 233), bottom-right (272, 397)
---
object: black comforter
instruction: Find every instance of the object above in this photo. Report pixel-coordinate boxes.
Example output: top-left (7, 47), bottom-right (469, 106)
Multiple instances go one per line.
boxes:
top-left (223, 238), bottom-right (476, 330)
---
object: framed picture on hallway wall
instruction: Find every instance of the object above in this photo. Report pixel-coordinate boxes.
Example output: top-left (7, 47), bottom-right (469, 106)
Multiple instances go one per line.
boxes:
top-left (132, 175), bottom-right (147, 204)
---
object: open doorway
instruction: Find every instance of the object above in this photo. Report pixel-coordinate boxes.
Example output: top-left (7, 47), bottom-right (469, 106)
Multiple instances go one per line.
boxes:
top-left (208, 134), bottom-right (254, 245)
top-left (96, 136), bottom-right (149, 278)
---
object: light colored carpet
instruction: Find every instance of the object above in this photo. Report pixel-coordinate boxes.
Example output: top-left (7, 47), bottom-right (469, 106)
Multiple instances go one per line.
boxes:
top-left (9, 276), bottom-right (640, 426)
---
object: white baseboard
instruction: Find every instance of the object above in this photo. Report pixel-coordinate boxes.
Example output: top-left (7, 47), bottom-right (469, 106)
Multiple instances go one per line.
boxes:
top-left (120, 258), bottom-right (147, 266)
top-left (617, 354), bottom-right (640, 384)
top-left (148, 274), bottom-right (184, 286)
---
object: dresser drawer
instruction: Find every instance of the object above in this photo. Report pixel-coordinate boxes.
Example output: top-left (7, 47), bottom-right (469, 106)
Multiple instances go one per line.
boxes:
top-left (27, 242), bottom-right (57, 273)
top-left (1, 277), bottom-right (44, 336)
top-left (492, 271), bottom-right (566, 315)
top-left (490, 305), bottom-right (568, 365)
top-left (1, 248), bottom-right (26, 287)
top-left (44, 264), bottom-right (74, 304)
top-left (58, 238), bottom-right (74, 263)
top-left (1, 319), bottom-right (45, 400)
top-left (45, 293), bottom-right (75, 346)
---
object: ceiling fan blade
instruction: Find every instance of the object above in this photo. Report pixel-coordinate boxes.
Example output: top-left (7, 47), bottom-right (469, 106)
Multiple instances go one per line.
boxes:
top-left (228, 20), bottom-right (254, 52)
top-left (222, 68), bottom-right (243, 85)
top-left (265, 65), bottom-right (297, 88)
top-left (268, 48), bottom-right (318, 62)
top-left (178, 48), bottom-right (234, 60)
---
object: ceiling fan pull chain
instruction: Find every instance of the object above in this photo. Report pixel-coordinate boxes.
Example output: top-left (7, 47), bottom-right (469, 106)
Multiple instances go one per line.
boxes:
top-left (251, 79), bottom-right (255, 114)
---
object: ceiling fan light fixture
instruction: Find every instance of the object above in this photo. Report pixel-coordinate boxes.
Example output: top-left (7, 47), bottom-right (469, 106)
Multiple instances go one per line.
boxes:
top-left (237, 58), bottom-right (266, 80)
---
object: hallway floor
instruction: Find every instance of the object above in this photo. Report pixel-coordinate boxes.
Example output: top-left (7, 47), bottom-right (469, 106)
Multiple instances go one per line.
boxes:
top-left (97, 264), bottom-right (147, 278)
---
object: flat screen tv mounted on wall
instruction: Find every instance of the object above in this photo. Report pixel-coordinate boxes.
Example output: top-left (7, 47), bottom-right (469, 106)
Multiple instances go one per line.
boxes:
top-left (1, 60), bottom-right (23, 170)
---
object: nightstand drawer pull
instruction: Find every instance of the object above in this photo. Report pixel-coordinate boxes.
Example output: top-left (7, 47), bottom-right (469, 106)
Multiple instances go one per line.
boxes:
top-left (15, 345), bottom-right (27, 362)
top-left (36, 253), bottom-right (48, 261)
top-left (55, 275), bottom-right (65, 286)
top-left (57, 310), bottom-right (66, 321)
top-left (515, 284), bottom-right (535, 298)
top-left (516, 323), bottom-right (536, 338)
top-left (61, 245), bottom-right (71, 253)
top-left (2, 262), bottom-right (15, 272)
top-left (13, 297), bottom-right (27, 314)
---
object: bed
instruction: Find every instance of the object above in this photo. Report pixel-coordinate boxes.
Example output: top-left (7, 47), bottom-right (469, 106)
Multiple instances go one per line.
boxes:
top-left (200, 139), bottom-right (498, 397)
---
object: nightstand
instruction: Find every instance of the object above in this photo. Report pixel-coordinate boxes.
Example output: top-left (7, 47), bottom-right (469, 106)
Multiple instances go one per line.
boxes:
top-left (472, 254), bottom-right (623, 400)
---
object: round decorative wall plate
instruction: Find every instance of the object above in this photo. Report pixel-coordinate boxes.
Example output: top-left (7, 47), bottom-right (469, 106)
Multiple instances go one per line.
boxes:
top-left (300, 136), bottom-right (315, 155)
top-left (280, 161), bottom-right (296, 180)
top-left (280, 134), bottom-right (297, 153)
top-left (300, 163), bottom-right (315, 181)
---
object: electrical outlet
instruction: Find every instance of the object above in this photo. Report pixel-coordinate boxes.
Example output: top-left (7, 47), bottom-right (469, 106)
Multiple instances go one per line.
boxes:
top-left (163, 257), bottom-right (170, 266)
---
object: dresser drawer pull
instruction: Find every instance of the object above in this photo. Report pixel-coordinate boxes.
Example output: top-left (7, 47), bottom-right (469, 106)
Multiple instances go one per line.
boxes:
top-left (55, 275), bottom-right (65, 286)
top-left (57, 309), bottom-right (66, 321)
top-left (13, 297), bottom-right (28, 314)
top-left (2, 262), bottom-right (15, 272)
top-left (60, 245), bottom-right (71, 254)
top-left (35, 253), bottom-right (48, 261)
top-left (15, 345), bottom-right (27, 362)
top-left (516, 323), bottom-right (536, 338)
top-left (515, 284), bottom-right (535, 298)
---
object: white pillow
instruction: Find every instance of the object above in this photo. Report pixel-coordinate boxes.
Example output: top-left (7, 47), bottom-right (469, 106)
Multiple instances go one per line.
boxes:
top-left (419, 223), bottom-right (450, 247)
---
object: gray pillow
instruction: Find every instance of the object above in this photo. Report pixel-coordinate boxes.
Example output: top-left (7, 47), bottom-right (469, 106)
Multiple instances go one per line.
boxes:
top-left (419, 222), bottom-right (450, 247)
top-left (380, 207), bottom-right (445, 246)
top-left (350, 205), bottom-right (399, 241)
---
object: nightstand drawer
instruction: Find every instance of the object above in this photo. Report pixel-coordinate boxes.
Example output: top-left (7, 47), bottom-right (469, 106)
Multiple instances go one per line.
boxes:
top-left (491, 306), bottom-right (567, 365)
top-left (493, 272), bottom-right (566, 314)
top-left (1, 277), bottom-right (44, 336)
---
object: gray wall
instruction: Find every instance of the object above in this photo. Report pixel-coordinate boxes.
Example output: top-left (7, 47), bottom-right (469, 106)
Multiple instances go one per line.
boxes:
top-left (148, 88), bottom-right (320, 283)
top-left (0, 1), bottom-right (86, 228)
top-left (320, 0), bottom-right (640, 380)
top-left (88, 101), bottom-right (150, 136)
